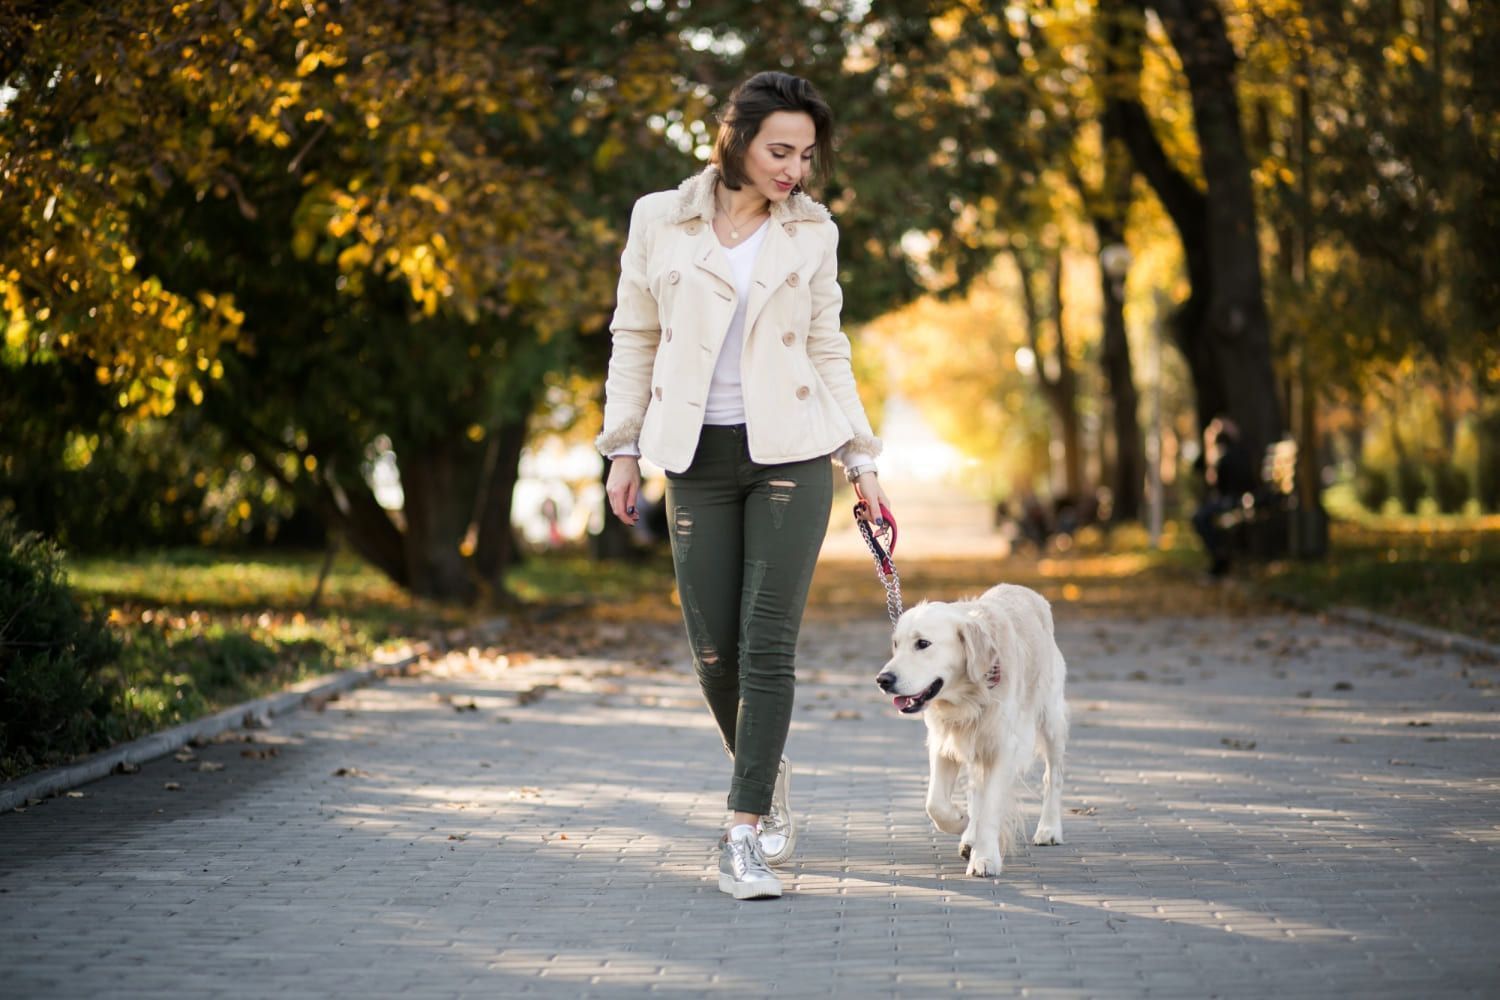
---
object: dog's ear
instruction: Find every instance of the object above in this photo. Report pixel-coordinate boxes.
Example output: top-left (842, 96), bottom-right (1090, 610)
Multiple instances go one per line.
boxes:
top-left (958, 605), bottom-right (1001, 687)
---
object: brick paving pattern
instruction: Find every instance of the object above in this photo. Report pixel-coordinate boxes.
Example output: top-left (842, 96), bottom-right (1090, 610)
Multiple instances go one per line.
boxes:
top-left (3, 601), bottom-right (1497, 997)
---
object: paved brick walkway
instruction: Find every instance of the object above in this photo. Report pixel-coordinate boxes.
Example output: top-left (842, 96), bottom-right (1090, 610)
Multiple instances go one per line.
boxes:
top-left (3, 600), bottom-right (1497, 997)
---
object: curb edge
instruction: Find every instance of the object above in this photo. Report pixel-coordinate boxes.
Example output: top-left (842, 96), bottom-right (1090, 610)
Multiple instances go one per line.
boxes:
top-left (1321, 605), bottom-right (1500, 663)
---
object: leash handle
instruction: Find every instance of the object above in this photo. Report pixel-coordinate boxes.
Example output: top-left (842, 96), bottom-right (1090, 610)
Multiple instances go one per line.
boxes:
top-left (853, 482), bottom-right (897, 566)
top-left (853, 493), bottom-right (902, 627)
top-left (853, 500), bottom-right (897, 573)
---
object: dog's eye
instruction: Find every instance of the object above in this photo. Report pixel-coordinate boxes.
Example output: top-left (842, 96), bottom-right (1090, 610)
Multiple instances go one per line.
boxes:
top-left (915, 638), bottom-right (931, 650)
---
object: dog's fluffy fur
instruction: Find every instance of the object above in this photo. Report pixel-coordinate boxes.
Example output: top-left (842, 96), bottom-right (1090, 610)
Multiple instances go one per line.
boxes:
top-left (876, 583), bottom-right (1069, 877)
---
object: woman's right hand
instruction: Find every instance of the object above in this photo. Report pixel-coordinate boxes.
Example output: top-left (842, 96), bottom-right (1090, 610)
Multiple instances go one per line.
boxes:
top-left (605, 456), bottom-right (642, 526)
top-left (853, 472), bottom-right (893, 527)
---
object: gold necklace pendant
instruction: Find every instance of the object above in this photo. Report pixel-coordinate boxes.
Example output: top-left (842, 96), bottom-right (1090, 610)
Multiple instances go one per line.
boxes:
top-left (718, 190), bottom-right (763, 242)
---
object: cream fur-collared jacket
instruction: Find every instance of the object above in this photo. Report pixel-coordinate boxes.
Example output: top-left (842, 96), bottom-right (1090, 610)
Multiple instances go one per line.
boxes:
top-left (594, 166), bottom-right (882, 474)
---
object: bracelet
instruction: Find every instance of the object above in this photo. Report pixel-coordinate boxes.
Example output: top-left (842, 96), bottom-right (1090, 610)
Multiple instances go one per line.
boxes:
top-left (844, 462), bottom-right (878, 484)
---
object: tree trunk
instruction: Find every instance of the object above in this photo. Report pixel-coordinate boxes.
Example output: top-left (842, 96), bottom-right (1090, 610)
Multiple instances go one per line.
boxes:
top-left (1089, 0), bottom-right (1147, 521)
top-left (1290, 69), bottom-right (1328, 557)
top-left (1112, 96), bottom-right (1219, 422)
top-left (473, 415), bottom-right (530, 588)
top-left (319, 470), bottom-right (408, 588)
top-left (1013, 249), bottom-right (1084, 499)
top-left (396, 435), bottom-right (484, 603)
top-left (1148, 0), bottom-right (1284, 461)
top-left (1098, 257), bottom-right (1143, 520)
top-left (1048, 255), bottom-right (1085, 500)
top-left (1096, 92), bottom-right (1143, 517)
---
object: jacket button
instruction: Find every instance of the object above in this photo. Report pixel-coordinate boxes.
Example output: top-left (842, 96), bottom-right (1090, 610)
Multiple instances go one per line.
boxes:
top-left (795, 386), bottom-right (810, 400)
top-left (668, 270), bottom-right (680, 284)
top-left (685, 222), bottom-right (701, 235)
top-left (665, 327), bottom-right (673, 342)
top-left (654, 387), bottom-right (663, 401)
top-left (781, 331), bottom-right (795, 346)
top-left (786, 273), bottom-right (800, 287)
top-left (784, 223), bottom-right (797, 236)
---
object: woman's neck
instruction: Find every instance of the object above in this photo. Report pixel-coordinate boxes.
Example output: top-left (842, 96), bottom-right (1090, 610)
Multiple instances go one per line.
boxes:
top-left (720, 181), bottom-right (769, 220)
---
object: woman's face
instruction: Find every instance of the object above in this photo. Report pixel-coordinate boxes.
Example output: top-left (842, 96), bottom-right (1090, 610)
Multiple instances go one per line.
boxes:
top-left (738, 110), bottom-right (818, 203)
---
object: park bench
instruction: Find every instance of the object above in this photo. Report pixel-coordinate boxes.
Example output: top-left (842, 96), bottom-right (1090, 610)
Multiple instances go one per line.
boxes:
top-left (1216, 437), bottom-right (1299, 559)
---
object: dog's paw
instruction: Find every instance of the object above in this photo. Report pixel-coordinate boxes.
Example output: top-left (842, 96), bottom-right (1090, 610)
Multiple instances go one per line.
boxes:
top-left (1032, 824), bottom-right (1064, 846)
top-left (966, 850), bottom-right (1002, 878)
top-left (927, 806), bottom-right (969, 836)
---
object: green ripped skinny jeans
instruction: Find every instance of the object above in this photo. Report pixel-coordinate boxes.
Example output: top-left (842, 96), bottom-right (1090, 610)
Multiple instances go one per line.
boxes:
top-left (664, 424), bottom-right (832, 816)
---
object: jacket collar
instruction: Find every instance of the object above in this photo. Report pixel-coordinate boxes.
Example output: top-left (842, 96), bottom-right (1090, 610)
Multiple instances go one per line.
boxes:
top-left (670, 164), bottom-right (832, 226)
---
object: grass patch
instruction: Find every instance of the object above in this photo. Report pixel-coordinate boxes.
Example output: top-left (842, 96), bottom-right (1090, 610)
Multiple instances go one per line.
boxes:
top-left (69, 548), bottom-right (428, 621)
top-left (8, 548), bottom-right (470, 780)
top-left (1255, 519), bottom-right (1500, 644)
top-left (504, 550), bottom-right (676, 608)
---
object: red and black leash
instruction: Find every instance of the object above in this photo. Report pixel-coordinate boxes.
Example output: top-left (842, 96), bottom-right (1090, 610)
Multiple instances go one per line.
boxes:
top-left (853, 484), bottom-right (903, 627)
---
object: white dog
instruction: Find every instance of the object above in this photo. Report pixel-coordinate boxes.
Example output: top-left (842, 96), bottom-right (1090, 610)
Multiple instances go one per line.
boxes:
top-left (875, 583), bottom-right (1069, 877)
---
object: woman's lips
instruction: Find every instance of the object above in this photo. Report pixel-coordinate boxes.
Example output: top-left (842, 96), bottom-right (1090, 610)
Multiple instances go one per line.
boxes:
top-left (774, 180), bottom-right (794, 191)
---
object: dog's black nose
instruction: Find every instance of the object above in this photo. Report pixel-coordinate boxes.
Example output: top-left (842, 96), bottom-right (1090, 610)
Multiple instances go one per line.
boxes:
top-left (875, 672), bottom-right (897, 692)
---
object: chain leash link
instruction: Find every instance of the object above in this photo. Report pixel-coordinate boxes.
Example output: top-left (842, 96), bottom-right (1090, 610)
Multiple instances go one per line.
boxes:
top-left (856, 516), bottom-right (903, 628)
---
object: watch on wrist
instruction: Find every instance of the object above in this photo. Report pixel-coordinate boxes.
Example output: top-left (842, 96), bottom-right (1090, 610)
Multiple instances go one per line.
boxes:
top-left (844, 462), bottom-right (878, 484)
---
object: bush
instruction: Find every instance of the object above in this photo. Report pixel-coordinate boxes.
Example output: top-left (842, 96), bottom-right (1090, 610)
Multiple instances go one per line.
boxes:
top-left (1427, 460), bottom-right (1470, 515)
top-left (1393, 458), bottom-right (1425, 514)
top-left (0, 517), bottom-right (121, 779)
top-left (1354, 465), bottom-right (1391, 513)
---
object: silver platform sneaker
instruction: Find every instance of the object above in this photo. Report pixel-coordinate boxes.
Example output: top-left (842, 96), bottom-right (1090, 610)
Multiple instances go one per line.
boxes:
top-left (758, 756), bottom-right (796, 866)
top-left (718, 825), bottom-right (782, 900)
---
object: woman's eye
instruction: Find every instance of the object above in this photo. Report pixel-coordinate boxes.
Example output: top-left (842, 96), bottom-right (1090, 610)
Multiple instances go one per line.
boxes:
top-left (915, 639), bottom-right (931, 650)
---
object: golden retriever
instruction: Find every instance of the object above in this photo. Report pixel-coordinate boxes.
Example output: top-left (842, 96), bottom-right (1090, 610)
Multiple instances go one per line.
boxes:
top-left (875, 583), bottom-right (1069, 877)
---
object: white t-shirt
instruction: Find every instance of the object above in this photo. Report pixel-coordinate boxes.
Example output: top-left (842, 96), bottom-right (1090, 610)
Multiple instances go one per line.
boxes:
top-left (703, 219), bottom-right (769, 425)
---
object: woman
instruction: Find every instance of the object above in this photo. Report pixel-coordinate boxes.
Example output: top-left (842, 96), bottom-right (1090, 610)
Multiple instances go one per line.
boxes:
top-left (596, 71), bottom-right (892, 900)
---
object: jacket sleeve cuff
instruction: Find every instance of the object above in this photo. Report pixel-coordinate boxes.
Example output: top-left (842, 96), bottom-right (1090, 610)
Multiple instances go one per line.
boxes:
top-left (833, 434), bottom-right (884, 468)
top-left (595, 417), bottom-right (644, 459)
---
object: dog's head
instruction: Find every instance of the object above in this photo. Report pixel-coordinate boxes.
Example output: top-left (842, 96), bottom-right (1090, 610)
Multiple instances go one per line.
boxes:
top-left (875, 600), bottom-right (1010, 715)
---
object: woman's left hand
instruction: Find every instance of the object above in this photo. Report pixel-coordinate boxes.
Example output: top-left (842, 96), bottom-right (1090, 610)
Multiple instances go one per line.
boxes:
top-left (853, 472), bottom-right (893, 527)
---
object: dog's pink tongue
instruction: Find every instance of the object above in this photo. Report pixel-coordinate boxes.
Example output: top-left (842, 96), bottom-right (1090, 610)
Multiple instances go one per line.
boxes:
top-left (893, 695), bottom-right (913, 710)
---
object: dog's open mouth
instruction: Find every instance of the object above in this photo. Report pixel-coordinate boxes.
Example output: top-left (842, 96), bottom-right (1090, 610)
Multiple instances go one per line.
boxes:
top-left (893, 678), bottom-right (943, 714)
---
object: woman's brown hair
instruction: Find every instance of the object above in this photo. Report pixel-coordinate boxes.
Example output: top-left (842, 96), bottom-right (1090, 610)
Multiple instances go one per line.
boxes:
top-left (712, 71), bottom-right (834, 193)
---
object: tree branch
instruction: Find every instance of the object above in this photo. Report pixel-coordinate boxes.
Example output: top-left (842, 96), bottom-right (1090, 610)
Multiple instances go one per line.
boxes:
top-left (287, 118), bottom-right (330, 175)
top-left (1110, 96), bottom-right (1207, 253)
top-left (1011, 248), bottom-right (1053, 391)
